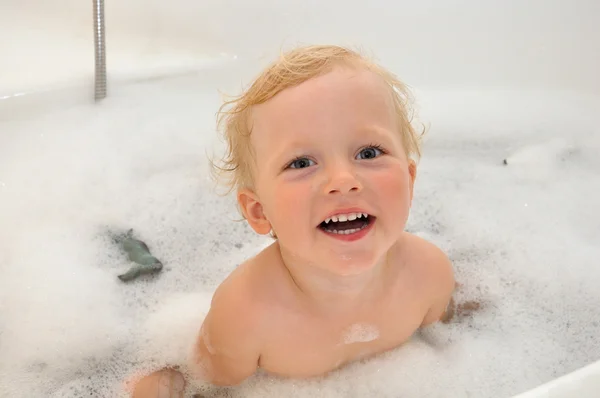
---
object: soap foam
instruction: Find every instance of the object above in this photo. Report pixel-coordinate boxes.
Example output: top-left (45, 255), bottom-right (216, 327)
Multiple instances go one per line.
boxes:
top-left (0, 73), bottom-right (599, 398)
top-left (341, 324), bottom-right (380, 345)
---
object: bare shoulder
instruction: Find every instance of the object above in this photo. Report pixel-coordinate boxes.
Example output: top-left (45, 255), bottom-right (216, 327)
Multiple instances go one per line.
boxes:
top-left (400, 233), bottom-right (455, 326)
top-left (210, 242), bottom-right (281, 325)
top-left (190, 244), bottom-right (282, 385)
top-left (403, 233), bottom-right (454, 286)
top-left (210, 242), bottom-right (291, 330)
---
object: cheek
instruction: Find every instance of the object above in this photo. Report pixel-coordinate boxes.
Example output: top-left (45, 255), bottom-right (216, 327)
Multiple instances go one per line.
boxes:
top-left (268, 182), bottom-right (313, 227)
top-left (370, 167), bottom-right (411, 207)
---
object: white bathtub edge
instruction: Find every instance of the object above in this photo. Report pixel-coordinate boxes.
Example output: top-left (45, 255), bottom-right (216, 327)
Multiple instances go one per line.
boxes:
top-left (512, 359), bottom-right (600, 398)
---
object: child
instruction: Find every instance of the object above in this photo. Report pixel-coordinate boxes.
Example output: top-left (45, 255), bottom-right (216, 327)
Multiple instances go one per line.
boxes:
top-left (131, 44), bottom-right (456, 397)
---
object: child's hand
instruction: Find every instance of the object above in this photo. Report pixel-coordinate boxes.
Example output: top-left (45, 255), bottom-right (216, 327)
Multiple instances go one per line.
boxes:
top-left (451, 300), bottom-right (481, 321)
top-left (440, 282), bottom-right (482, 324)
top-left (130, 368), bottom-right (186, 398)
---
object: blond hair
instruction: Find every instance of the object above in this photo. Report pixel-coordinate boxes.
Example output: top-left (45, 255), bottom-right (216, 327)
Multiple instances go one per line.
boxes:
top-left (211, 44), bottom-right (423, 195)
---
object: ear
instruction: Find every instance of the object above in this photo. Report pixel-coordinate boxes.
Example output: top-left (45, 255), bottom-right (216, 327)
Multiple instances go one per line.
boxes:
top-left (237, 188), bottom-right (272, 235)
top-left (408, 160), bottom-right (417, 203)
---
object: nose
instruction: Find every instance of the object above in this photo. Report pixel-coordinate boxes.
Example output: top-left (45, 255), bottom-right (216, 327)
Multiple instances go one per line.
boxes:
top-left (323, 163), bottom-right (362, 195)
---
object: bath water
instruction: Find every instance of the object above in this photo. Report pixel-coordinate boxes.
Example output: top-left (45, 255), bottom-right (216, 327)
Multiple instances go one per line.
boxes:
top-left (0, 68), bottom-right (599, 397)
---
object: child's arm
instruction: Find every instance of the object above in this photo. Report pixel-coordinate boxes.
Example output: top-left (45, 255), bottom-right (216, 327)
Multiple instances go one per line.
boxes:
top-left (420, 249), bottom-right (456, 326)
top-left (129, 286), bottom-right (261, 398)
top-left (188, 284), bottom-right (263, 386)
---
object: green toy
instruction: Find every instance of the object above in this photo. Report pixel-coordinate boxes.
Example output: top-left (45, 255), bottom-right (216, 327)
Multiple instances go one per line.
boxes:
top-left (112, 229), bottom-right (163, 282)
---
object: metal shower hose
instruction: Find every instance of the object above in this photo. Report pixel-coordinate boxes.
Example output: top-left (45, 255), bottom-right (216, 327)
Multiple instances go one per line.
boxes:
top-left (93, 0), bottom-right (106, 100)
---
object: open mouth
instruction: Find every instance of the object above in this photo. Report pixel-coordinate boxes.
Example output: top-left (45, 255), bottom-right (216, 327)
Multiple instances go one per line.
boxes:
top-left (318, 212), bottom-right (375, 235)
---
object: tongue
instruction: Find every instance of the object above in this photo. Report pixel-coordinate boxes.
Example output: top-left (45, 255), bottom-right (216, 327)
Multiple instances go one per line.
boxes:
top-left (323, 219), bottom-right (365, 231)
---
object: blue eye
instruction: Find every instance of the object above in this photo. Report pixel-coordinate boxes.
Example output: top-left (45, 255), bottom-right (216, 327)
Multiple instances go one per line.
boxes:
top-left (289, 157), bottom-right (315, 169)
top-left (356, 146), bottom-right (383, 160)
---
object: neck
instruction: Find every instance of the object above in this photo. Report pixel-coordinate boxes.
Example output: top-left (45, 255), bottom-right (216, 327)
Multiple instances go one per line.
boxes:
top-left (277, 242), bottom-right (395, 313)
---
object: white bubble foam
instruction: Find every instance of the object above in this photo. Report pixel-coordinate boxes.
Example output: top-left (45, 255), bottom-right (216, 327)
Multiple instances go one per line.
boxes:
top-left (1, 72), bottom-right (599, 398)
top-left (341, 323), bottom-right (380, 344)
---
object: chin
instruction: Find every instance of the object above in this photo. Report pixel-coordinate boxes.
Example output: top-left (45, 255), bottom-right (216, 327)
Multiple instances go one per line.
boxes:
top-left (327, 252), bottom-right (381, 276)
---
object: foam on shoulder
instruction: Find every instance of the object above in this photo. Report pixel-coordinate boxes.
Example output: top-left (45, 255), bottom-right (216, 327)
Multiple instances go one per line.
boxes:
top-left (341, 323), bottom-right (380, 344)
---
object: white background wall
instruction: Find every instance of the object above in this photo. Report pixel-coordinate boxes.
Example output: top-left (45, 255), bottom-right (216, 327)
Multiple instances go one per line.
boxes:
top-left (1, 0), bottom-right (599, 96)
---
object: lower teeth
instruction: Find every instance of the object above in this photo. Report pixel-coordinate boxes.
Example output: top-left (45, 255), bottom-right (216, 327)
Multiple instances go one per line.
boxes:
top-left (328, 224), bottom-right (368, 235)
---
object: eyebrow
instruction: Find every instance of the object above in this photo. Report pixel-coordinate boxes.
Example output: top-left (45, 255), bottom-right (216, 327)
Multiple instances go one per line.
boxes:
top-left (253, 134), bottom-right (306, 171)
top-left (351, 126), bottom-right (399, 149)
top-left (357, 125), bottom-right (395, 138)
top-left (271, 141), bottom-right (312, 166)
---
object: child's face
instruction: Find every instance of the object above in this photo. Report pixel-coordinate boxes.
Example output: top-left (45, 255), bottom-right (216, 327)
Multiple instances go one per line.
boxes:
top-left (239, 67), bottom-right (416, 275)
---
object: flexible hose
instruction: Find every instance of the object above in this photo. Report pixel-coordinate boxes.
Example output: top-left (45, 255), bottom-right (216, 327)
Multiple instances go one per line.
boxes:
top-left (93, 0), bottom-right (106, 101)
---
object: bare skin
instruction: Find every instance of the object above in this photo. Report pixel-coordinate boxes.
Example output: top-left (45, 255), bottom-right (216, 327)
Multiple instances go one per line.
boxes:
top-left (132, 233), bottom-right (455, 396)
top-left (130, 367), bottom-right (186, 397)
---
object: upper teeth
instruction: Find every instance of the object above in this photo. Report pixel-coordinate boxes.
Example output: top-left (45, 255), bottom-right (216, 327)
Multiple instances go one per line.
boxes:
top-left (324, 212), bottom-right (368, 224)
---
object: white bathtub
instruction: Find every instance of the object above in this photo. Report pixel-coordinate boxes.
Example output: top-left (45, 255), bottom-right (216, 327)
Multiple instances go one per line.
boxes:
top-left (1, 1), bottom-right (599, 397)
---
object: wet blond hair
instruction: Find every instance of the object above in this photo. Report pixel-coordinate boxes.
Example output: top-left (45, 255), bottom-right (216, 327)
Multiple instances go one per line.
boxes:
top-left (212, 44), bottom-right (423, 195)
